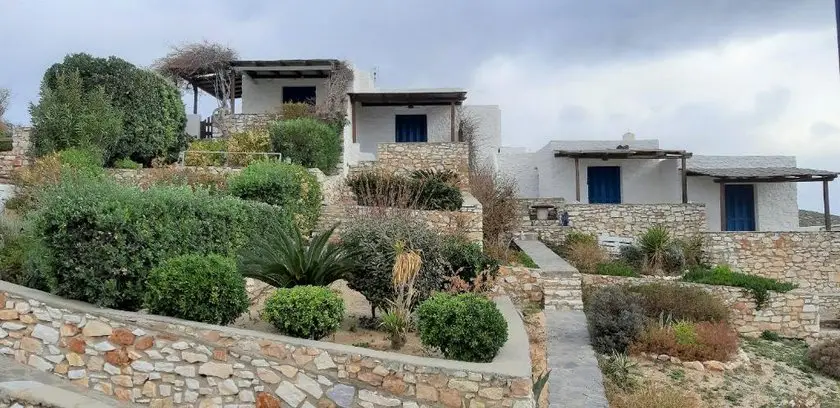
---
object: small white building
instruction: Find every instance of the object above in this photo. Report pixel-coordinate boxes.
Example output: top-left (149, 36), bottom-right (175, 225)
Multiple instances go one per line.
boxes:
top-left (184, 59), bottom-right (501, 170)
top-left (500, 133), bottom-right (838, 232)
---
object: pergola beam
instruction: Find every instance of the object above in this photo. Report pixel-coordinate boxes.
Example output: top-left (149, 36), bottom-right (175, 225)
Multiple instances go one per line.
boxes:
top-left (824, 180), bottom-right (832, 231)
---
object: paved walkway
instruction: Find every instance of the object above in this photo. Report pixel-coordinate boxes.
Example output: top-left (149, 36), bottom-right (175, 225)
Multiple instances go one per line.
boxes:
top-left (546, 310), bottom-right (609, 408)
top-left (0, 357), bottom-right (137, 407)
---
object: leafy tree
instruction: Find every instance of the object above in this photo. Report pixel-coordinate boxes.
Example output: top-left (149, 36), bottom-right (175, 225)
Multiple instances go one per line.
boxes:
top-left (42, 53), bottom-right (187, 165)
top-left (29, 71), bottom-right (122, 159)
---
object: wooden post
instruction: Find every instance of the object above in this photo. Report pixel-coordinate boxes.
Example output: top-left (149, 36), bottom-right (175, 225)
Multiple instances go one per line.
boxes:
top-left (574, 157), bottom-right (581, 202)
top-left (719, 182), bottom-right (727, 231)
top-left (351, 101), bottom-right (357, 143)
top-left (192, 85), bottom-right (198, 115)
top-left (229, 74), bottom-right (236, 114)
top-left (824, 179), bottom-right (832, 231)
top-left (450, 102), bottom-right (456, 142)
top-left (681, 155), bottom-right (688, 204)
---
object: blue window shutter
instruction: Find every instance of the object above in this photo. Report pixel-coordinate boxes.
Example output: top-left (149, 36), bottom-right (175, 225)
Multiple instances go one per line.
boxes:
top-left (395, 115), bottom-right (428, 142)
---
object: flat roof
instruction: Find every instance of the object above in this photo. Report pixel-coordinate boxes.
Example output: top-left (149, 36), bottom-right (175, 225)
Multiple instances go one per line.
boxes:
top-left (553, 148), bottom-right (692, 159)
top-left (686, 167), bottom-right (838, 182)
top-left (349, 89), bottom-right (467, 106)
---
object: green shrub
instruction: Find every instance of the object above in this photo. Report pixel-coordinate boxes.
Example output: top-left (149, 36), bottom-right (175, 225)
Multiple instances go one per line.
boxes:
top-left (566, 240), bottom-right (607, 274)
top-left (442, 236), bottom-right (499, 282)
top-left (585, 286), bottom-right (646, 354)
top-left (281, 102), bottom-right (316, 119)
top-left (144, 254), bottom-right (248, 325)
top-left (627, 283), bottom-right (730, 322)
top-left (417, 293), bottom-right (508, 362)
top-left (595, 261), bottom-right (640, 277)
top-left (228, 160), bottom-right (322, 233)
top-left (682, 265), bottom-right (796, 310)
top-left (43, 53), bottom-right (186, 165)
top-left (239, 225), bottom-right (355, 288)
top-left (30, 71), bottom-right (123, 161)
top-left (808, 339), bottom-right (840, 379)
top-left (185, 139), bottom-right (227, 167)
top-left (411, 169), bottom-right (459, 185)
top-left (761, 330), bottom-right (782, 341)
top-left (227, 129), bottom-right (272, 166)
top-left (269, 118), bottom-right (342, 174)
top-left (512, 250), bottom-right (538, 268)
top-left (32, 177), bottom-right (292, 310)
top-left (347, 171), bottom-right (463, 211)
top-left (113, 158), bottom-right (142, 169)
top-left (0, 216), bottom-right (31, 285)
top-left (57, 147), bottom-right (104, 169)
top-left (672, 320), bottom-right (698, 345)
top-left (340, 215), bottom-right (449, 313)
top-left (262, 286), bottom-right (344, 339)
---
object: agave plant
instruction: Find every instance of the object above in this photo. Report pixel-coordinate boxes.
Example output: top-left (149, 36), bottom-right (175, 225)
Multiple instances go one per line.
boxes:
top-left (638, 225), bottom-right (672, 274)
top-left (238, 225), bottom-right (357, 288)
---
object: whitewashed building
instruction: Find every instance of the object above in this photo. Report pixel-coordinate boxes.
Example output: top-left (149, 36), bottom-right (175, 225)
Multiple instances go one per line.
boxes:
top-left (500, 133), bottom-right (838, 232)
top-left (182, 59), bottom-right (501, 170)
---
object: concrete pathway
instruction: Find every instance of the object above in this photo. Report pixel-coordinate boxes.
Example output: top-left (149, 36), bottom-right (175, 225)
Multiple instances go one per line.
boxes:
top-left (0, 357), bottom-right (137, 407)
top-left (545, 310), bottom-right (609, 408)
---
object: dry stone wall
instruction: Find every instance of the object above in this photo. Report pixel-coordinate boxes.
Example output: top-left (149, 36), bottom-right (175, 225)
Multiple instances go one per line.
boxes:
top-left (214, 113), bottom-right (280, 137)
top-left (581, 275), bottom-right (820, 342)
top-left (515, 200), bottom-right (706, 245)
top-left (0, 127), bottom-right (31, 183)
top-left (0, 282), bottom-right (532, 408)
top-left (374, 143), bottom-right (470, 189)
top-left (703, 232), bottom-right (840, 292)
top-left (495, 267), bottom-right (544, 309)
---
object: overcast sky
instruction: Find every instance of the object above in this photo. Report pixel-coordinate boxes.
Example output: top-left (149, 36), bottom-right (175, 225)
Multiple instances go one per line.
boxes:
top-left (1, 0), bottom-right (839, 212)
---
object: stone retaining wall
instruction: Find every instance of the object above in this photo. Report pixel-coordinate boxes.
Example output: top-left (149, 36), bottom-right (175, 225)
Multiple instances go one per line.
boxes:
top-left (0, 127), bottom-right (31, 183)
top-left (109, 167), bottom-right (241, 188)
top-left (0, 281), bottom-right (533, 408)
top-left (703, 231), bottom-right (840, 292)
top-left (375, 143), bottom-right (470, 189)
top-left (320, 196), bottom-right (483, 245)
top-left (495, 267), bottom-right (544, 309)
top-left (214, 113), bottom-right (280, 137)
top-left (516, 200), bottom-right (706, 245)
top-left (581, 275), bottom-right (820, 342)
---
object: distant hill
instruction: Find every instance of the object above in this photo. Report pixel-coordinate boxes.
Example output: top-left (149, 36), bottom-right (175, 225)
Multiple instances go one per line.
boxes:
top-left (799, 209), bottom-right (840, 227)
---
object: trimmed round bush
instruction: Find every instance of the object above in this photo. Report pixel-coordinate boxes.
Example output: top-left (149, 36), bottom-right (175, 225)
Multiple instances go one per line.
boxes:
top-left (269, 118), bottom-right (342, 174)
top-left (417, 293), bottom-right (508, 362)
top-left (585, 286), bottom-right (646, 354)
top-left (809, 339), bottom-right (840, 379)
top-left (261, 286), bottom-right (344, 339)
top-left (228, 160), bottom-right (322, 233)
top-left (442, 236), bottom-right (499, 282)
top-left (144, 254), bottom-right (248, 325)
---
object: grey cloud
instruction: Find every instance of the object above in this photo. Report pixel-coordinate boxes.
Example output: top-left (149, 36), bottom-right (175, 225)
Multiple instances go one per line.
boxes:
top-left (1, 0), bottom-right (834, 122)
top-left (810, 121), bottom-right (840, 138)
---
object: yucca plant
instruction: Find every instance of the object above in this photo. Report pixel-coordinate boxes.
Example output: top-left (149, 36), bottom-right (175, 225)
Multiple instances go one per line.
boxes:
top-left (381, 241), bottom-right (422, 349)
top-left (638, 225), bottom-right (671, 275)
top-left (238, 225), bottom-right (356, 288)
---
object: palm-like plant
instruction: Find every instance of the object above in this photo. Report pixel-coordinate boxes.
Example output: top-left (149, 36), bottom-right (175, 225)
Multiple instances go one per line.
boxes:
top-left (238, 225), bottom-right (356, 288)
top-left (638, 225), bottom-right (671, 274)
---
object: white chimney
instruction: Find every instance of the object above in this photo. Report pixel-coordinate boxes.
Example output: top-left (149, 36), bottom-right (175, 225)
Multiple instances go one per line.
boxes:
top-left (622, 132), bottom-right (635, 143)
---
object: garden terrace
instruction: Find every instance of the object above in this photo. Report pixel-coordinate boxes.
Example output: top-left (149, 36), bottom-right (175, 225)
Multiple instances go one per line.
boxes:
top-left (0, 281), bottom-right (534, 408)
top-left (581, 274), bottom-right (820, 342)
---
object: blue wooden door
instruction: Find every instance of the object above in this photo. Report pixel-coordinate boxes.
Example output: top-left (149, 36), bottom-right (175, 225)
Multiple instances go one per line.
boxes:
top-left (725, 184), bottom-right (756, 231)
top-left (587, 166), bottom-right (621, 204)
top-left (395, 115), bottom-right (428, 142)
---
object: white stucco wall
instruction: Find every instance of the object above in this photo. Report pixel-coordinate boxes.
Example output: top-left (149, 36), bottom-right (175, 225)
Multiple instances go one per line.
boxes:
top-left (240, 76), bottom-right (328, 114)
top-left (185, 114), bottom-right (201, 137)
top-left (686, 155), bottom-right (799, 231)
top-left (497, 147), bottom-right (539, 197)
top-left (354, 105), bottom-right (456, 157)
top-left (461, 105), bottom-right (501, 168)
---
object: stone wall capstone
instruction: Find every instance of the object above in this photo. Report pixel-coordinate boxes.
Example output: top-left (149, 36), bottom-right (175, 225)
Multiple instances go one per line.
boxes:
top-left (581, 274), bottom-right (820, 342)
top-left (0, 281), bottom-right (534, 408)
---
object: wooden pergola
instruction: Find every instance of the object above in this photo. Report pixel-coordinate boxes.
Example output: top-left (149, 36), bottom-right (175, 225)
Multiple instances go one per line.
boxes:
top-left (553, 148), bottom-right (694, 203)
top-left (180, 59), bottom-right (342, 114)
top-left (348, 89), bottom-right (467, 143)
top-left (686, 167), bottom-right (839, 231)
